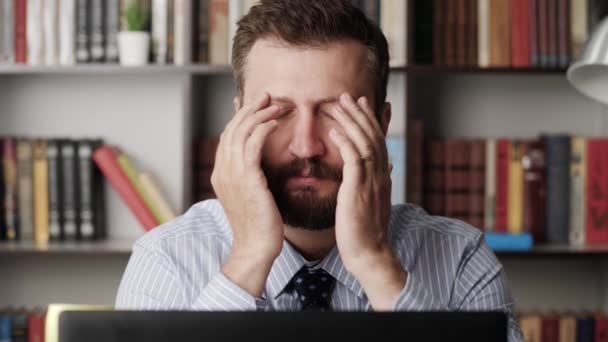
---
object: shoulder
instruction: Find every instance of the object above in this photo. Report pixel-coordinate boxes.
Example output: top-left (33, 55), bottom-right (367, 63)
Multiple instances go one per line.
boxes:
top-left (388, 203), bottom-right (486, 260)
top-left (133, 199), bottom-right (231, 253)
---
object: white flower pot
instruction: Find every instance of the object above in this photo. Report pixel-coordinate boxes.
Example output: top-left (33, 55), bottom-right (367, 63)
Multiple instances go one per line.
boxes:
top-left (117, 31), bottom-right (150, 66)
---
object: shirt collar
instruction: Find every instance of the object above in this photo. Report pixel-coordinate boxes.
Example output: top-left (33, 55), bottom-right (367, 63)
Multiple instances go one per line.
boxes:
top-left (265, 241), bottom-right (366, 300)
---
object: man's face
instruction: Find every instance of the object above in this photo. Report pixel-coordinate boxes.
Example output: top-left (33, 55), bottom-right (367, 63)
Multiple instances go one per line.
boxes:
top-left (239, 38), bottom-right (387, 230)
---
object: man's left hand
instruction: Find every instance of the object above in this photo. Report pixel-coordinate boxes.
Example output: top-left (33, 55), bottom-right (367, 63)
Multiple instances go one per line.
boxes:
top-left (328, 93), bottom-right (407, 311)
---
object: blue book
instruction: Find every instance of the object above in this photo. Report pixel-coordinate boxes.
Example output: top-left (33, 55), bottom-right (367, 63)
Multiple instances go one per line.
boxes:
top-left (576, 317), bottom-right (595, 342)
top-left (0, 315), bottom-right (12, 342)
top-left (484, 233), bottom-right (533, 252)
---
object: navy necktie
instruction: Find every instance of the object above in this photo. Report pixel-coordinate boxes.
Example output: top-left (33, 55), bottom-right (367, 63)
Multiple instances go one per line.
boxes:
top-left (290, 266), bottom-right (336, 311)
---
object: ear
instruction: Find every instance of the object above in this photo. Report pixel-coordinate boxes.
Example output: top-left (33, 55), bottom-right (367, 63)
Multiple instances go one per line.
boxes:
top-left (380, 102), bottom-right (392, 136)
top-left (234, 96), bottom-right (242, 112)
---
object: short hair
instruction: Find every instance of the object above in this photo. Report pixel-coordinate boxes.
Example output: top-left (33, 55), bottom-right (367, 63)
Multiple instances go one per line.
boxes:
top-left (232, 0), bottom-right (390, 116)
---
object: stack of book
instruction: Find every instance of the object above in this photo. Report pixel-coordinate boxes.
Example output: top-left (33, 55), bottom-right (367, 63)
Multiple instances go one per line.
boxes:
top-left (92, 145), bottom-right (175, 232)
top-left (0, 137), bottom-right (105, 244)
top-left (0, 307), bottom-right (45, 342)
top-left (421, 135), bottom-right (608, 249)
top-left (518, 312), bottom-right (608, 341)
top-left (413, 0), bottom-right (608, 68)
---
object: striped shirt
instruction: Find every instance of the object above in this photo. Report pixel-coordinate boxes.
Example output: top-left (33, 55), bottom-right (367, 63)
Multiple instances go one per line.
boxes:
top-left (116, 199), bottom-right (524, 342)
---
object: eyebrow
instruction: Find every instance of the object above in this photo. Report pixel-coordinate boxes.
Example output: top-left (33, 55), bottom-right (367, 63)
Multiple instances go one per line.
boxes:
top-left (271, 96), bottom-right (340, 106)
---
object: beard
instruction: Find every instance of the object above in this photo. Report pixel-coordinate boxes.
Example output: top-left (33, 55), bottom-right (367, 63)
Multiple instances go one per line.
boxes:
top-left (262, 157), bottom-right (342, 231)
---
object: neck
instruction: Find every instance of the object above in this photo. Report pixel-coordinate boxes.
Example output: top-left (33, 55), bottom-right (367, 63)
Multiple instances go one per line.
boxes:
top-left (284, 225), bottom-right (336, 261)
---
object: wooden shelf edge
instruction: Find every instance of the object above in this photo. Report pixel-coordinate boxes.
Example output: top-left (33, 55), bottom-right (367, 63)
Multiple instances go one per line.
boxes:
top-left (0, 239), bottom-right (137, 255)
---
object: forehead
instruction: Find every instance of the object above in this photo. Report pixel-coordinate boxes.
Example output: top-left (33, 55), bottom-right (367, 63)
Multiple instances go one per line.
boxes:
top-left (242, 37), bottom-right (372, 102)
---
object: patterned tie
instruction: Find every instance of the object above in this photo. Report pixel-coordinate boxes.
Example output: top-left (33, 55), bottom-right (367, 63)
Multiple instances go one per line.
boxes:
top-left (290, 266), bottom-right (336, 311)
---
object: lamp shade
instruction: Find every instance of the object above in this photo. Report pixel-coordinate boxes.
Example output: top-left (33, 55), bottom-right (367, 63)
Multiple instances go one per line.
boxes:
top-left (567, 17), bottom-right (608, 104)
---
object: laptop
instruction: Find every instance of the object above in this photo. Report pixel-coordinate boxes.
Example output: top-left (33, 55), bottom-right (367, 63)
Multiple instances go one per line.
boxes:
top-left (56, 310), bottom-right (508, 342)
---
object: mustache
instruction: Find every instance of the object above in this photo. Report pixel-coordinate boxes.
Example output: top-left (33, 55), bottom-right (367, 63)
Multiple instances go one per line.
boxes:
top-left (264, 157), bottom-right (343, 182)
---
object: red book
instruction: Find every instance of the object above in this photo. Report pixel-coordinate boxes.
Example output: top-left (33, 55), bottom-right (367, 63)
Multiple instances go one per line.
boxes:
top-left (445, 140), bottom-right (470, 222)
top-left (495, 139), bottom-right (510, 232)
top-left (27, 313), bottom-right (45, 342)
top-left (541, 315), bottom-right (559, 342)
top-left (586, 139), bottom-right (608, 244)
top-left (14, 0), bottom-right (27, 64)
top-left (468, 140), bottom-right (486, 229)
top-left (92, 146), bottom-right (158, 231)
top-left (522, 140), bottom-right (546, 242)
top-left (512, 0), bottom-right (531, 67)
top-left (596, 315), bottom-right (608, 342)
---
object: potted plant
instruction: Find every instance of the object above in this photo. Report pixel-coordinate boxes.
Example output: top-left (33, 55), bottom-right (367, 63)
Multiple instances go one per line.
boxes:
top-left (117, 2), bottom-right (150, 66)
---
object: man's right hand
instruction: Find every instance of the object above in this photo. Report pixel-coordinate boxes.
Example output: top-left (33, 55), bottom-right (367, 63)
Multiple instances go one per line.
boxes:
top-left (211, 93), bottom-right (285, 298)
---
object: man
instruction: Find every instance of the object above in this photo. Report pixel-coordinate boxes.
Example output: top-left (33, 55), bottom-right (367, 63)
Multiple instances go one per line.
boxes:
top-left (116, 1), bottom-right (523, 341)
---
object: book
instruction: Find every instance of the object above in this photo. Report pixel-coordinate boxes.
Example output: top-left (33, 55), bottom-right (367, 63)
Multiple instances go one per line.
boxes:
top-left (512, 0), bottom-right (531, 67)
top-left (138, 172), bottom-right (176, 224)
top-left (586, 139), bottom-right (608, 245)
top-left (173, 0), bottom-right (192, 65)
top-left (43, 0), bottom-right (59, 66)
top-left (478, 0), bottom-right (490, 67)
top-left (27, 0), bottom-right (44, 66)
top-left (59, 0), bottom-right (76, 65)
top-left (105, 0), bottom-right (120, 63)
top-left (445, 139), bottom-right (470, 223)
top-left (406, 119), bottom-right (423, 206)
top-left (541, 315), bottom-right (560, 342)
top-left (466, 0), bottom-right (478, 67)
top-left (484, 232), bottom-right (533, 251)
top-left (569, 136), bottom-right (587, 246)
top-left (3, 138), bottom-right (18, 241)
top-left (381, 0), bottom-right (407, 67)
top-left (209, 0), bottom-right (229, 65)
top-left (484, 139), bottom-right (496, 231)
top-left (423, 139), bottom-right (446, 216)
top-left (77, 139), bottom-right (105, 240)
top-left (530, 0), bottom-right (540, 66)
top-left (60, 140), bottom-right (79, 241)
top-left (520, 313), bottom-right (542, 342)
top-left (570, 0), bottom-right (588, 60)
top-left (33, 140), bottom-right (49, 245)
top-left (89, 0), bottom-right (105, 62)
top-left (0, 140), bottom-right (4, 240)
top-left (596, 315), bottom-right (608, 342)
top-left (14, 0), bottom-right (27, 64)
top-left (489, 0), bottom-right (511, 67)
top-left (495, 139), bottom-right (510, 233)
top-left (557, 0), bottom-right (571, 68)
top-left (0, 0), bottom-right (15, 64)
top-left (508, 140), bottom-right (524, 234)
top-left (469, 139), bottom-right (486, 229)
top-left (538, 0), bottom-right (549, 67)
top-left (432, 0), bottom-right (444, 66)
top-left (116, 152), bottom-right (164, 224)
top-left (522, 140), bottom-right (546, 243)
top-left (47, 140), bottom-right (63, 241)
top-left (27, 311), bottom-right (45, 342)
top-left (92, 145), bottom-right (158, 231)
top-left (228, 0), bottom-right (244, 64)
top-left (547, 0), bottom-right (558, 67)
top-left (559, 315), bottom-right (577, 342)
top-left (576, 317), bottom-right (595, 342)
top-left (17, 139), bottom-right (34, 241)
top-left (152, 0), bottom-right (169, 64)
top-left (76, 0), bottom-right (90, 63)
top-left (193, 0), bottom-right (209, 63)
top-left (544, 135), bottom-right (571, 244)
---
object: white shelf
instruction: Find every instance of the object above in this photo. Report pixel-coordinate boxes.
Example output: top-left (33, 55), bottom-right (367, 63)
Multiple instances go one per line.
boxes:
top-left (0, 239), bottom-right (136, 255)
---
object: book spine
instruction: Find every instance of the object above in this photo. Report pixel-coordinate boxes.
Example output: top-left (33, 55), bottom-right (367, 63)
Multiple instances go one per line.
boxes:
top-left (33, 140), bottom-right (49, 244)
top-left (489, 0), bottom-right (511, 67)
top-left (381, 0), bottom-right (407, 67)
top-left (432, 0), bottom-right (444, 66)
top-left (2, 138), bottom-right (18, 240)
top-left (90, 0), bottom-right (105, 62)
top-left (445, 140), bottom-right (470, 223)
top-left (138, 172), bottom-right (176, 223)
top-left (586, 139), bottom-right (608, 244)
top-left (47, 140), bottom-right (63, 241)
top-left (444, 0), bottom-right (456, 66)
top-left (495, 139), bottom-right (509, 232)
top-left (569, 136), bottom-right (586, 246)
top-left (59, 0), bottom-right (76, 66)
top-left (484, 139), bottom-right (496, 231)
top-left (195, 0), bottom-right (209, 63)
top-left (456, 0), bottom-right (468, 67)
top-left (469, 140), bottom-right (486, 229)
top-left (152, 0), bottom-right (169, 64)
top-left (478, 0), bottom-right (490, 68)
top-left (538, 0), bottom-right (549, 67)
top-left (92, 140), bottom-right (106, 239)
top-left (27, 313), bottom-right (45, 342)
top-left (423, 139), bottom-right (446, 216)
top-left (116, 153), bottom-right (164, 224)
top-left (522, 140), bottom-right (546, 243)
top-left (541, 316), bottom-right (560, 342)
top-left (570, 0), bottom-right (587, 60)
top-left (507, 140), bottom-right (524, 234)
top-left (0, 140), bottom-right (4, 240)
top-left (43, 0), bottom-right (58, 66)
top-left (595, 317), bottom-right (608, 342)
top-left (17, 139), bottom-right (34, 241)
top-left (208, 0), bottom-right (229, 65)
top-left (557, 0), bottom-right (571, 68)
top-left (547, 0), bottom-right (558, 67)
top-left (60, 140), bottom-right (79, 241)
top-left (545, 135), bottom-right (571, 244)
top-left (77, 140), bottom-right (95, 240)
top-left (105, 0), bottom-right (120, 63)
top-left (76, 0), bottom-right (90, 63)
top-left (512, 0), bottom-right (531, 67)
top-left (27, 0), bottom-right (44, 66)
top-left (92, 146), bottom-right (158, 231)
top-left (576, 318), bottom-right (595, 342)
top-left (14, 0), bottom-right (27, 64)
top-left (529, 0), bottom-right (539, 66)
top-left (0, 0), bottom-right (15, 64)
top-left (467, 0), bottom-right (478, 67)
top-left (228, 0), bottom-right (243, 64)
top-left (559, 316), bottom-right (577, 342)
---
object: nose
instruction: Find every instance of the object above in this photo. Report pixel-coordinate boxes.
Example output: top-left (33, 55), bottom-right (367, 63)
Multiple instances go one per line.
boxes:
top-left (288, 111), bottom-right (325, 159)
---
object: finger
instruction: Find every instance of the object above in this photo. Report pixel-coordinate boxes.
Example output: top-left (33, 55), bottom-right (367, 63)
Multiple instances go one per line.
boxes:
top-left (329, 103), bottom-right (376, 162)
top-left (328, 128), bottom-right (363, 183)
top-left (244, 120), bottom-right (279, 166)
top-left (225, 92), bottom-right (271, 137)
top-left (356, 96), bottom-right (385, 136)
top-left (339, 93), bottom-right (383, 140)
top-left (233, 105), bottom-right (285, 154)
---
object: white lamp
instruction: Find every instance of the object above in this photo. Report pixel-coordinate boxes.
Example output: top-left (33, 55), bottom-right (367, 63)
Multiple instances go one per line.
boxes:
top-left (567, 17), bottom-right (608, 104)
